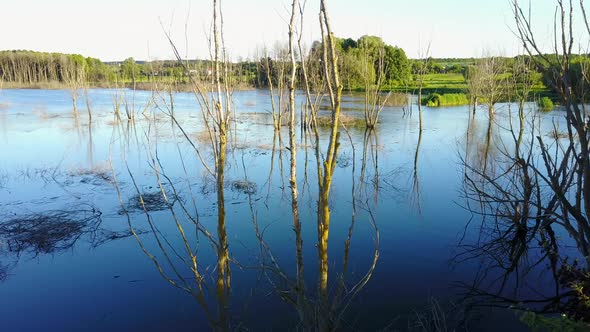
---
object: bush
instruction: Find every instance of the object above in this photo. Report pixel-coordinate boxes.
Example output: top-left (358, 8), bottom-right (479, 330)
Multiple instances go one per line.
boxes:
top-left (421, 93), bottom-right (469, 107)
top-left (538, 96), bottom-right (555, 111)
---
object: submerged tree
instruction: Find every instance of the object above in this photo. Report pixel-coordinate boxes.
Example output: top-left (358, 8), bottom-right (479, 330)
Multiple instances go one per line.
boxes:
top-left (458, 0), bottom-right (590, 325)
top-left (466, 56), bottom-right (506, 118)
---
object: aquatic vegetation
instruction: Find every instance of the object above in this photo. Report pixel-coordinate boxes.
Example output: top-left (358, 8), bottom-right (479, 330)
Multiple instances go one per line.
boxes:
top-left (230, 179), bottom-right (257, 194)
top-left (410, 297), bottom-right (467, 332)
top-left (0, 207), bottom-right (102, 256)
top-left (537, 96), bottom-right (554, 111)
top-left (122, 190), bottom-right (179, 213)
top-left (422, 93), bottom-right (469, 107)
top-left (547, 128), bottom-right (570, 140)
top-left (336, 152), bottom-right (352, 168)
top-left (316, 113), bottom-right (366, 128)
top-left (67, 163), bottom-right (115, 186)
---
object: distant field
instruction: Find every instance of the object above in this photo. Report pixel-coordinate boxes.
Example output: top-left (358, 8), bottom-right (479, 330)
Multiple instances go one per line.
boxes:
top-left (386, 72), bottom-right (552, 97)
top-left (387, 73), bottom-right (467, 94)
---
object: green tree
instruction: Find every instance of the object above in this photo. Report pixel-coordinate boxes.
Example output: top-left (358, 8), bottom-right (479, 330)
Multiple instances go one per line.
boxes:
top-left (121, 57), bottom-right (139, 84)
top-left (383, 45), bottom-right (410, 85)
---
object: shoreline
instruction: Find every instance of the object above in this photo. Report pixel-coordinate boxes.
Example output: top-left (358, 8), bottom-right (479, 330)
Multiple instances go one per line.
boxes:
top-left (0, 81), bottom-right (257, 92)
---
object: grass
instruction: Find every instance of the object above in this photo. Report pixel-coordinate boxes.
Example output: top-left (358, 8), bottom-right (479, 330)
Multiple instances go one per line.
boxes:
top-left (316, 113), bottom-right (366, 128)
top-left (386, 73), bottom-right (468, 94)
top-left (122, 190), bottom-right (179, 214)
top-left (67, 163), bottom-right (115, 186)
top-left (0, 207), bottom-right (102, 255)
top-left (422, 93), bottom-right (469, 107)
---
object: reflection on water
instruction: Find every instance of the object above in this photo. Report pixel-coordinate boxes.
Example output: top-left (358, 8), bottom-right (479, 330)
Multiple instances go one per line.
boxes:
top-left (0, 88), bottom-right (568, 331)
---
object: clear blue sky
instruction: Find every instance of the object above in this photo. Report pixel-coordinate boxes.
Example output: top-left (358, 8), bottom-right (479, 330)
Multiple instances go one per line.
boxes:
top-left (0, 0), bottom-right (566, 61)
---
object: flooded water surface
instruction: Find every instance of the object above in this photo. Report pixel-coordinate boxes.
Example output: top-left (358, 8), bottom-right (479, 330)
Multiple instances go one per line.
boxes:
top-left (0, 88), bottom-right (568, 331)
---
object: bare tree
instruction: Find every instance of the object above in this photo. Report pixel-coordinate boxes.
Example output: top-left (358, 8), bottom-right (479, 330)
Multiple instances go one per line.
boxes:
top-left (413, 41), bottom-right (431, 132)
top-left (258, 42), bottom-right (291, 130)
top-left (468, 56), bottom-right (506, 118)
top-left (63, 59), bottom-right (85, 116)
top-left (457, 0), bottom-right (590, 323)
top-left (361, 43), bottom-right (390, 128)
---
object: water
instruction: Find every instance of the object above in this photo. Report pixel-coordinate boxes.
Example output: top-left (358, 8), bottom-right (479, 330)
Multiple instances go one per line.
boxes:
top-left (0, 88), bottom-right (567, 331)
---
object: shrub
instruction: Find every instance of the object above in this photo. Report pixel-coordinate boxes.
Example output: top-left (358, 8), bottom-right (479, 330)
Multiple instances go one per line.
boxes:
top-left (421, 93), bottom-right (469, 107)
top-left (538, 96), bottom-right (555, 111)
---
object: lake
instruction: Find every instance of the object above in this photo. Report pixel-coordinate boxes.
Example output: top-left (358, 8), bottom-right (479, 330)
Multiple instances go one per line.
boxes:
top-left (0, 88), bottom-right (568, 331)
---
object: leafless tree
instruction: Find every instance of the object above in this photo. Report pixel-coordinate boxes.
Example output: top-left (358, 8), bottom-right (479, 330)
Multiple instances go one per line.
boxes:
top-left (414, 41), bottom-right (431, 131)
top-left (468, 56), bottom-right (506, 118)
top-left (457, 0), bottom-right (590, 322)
top-left (63, 59), bottom-right (86, 116)
top-left (361, 44), bottom-right (390, 128)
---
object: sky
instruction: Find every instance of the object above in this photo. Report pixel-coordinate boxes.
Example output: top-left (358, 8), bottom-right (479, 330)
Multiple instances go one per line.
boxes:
top-left (0, 0), bottom-right (566, 61)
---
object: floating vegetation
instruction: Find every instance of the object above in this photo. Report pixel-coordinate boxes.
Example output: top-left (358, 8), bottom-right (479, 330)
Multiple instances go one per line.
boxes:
top-left (336, 153), bottom-right (352, 168)
top-left (17, 166), bottom-right (56, 183)
top-left (35, 108), bottom-right (60, 120)
top-left (199, 177), bottom-right (258, 195)
top-left (548, 128), bottom-right (570, 140)
top-left (68, 163), bottom-right (115, 186)
top-left (192, 131), bottom-right (214, 147)
top-left (91, 229), bottom-right (145, 247)
top-left (317, 113), bottom-right (366, 128)
top-left (122, 190), bottom-right (179, 213)
top-left (231, 179), bottom-right (257, 194)
top-left (0, 207), bottom-right (102, 256)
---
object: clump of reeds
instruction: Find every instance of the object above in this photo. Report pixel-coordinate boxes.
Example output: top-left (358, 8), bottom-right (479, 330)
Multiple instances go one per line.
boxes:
top-left (122, 191), bottom-right (178, 213)
top-left (316, 113), bottom-right (366, 128)
top-left (192, 131), bottom-right (214, 146)
top-left (548, 128), bottom-right (571, 140)
top-left (421, 93), bottom-right (469, 107)
top-left (68, 163), bottom-right (115, 186)
top-left (410, 297), bottom-right (465, 332)
top-left (336, 153), bottom-right (352, 168)
top-left (231, 179), bottom-right (257, 194)
top-left (35, 108), bottom-right (60, 120)
top-left (0, 207), bottom-right (102, 256)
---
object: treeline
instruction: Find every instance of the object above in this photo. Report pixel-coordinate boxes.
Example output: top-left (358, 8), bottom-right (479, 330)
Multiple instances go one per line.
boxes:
top-left (0, 50), bottom-right (105, 83)
top-left (2, 49), bottom-right (586, 100)
top-left (0, 50), bottom-right (257, 87)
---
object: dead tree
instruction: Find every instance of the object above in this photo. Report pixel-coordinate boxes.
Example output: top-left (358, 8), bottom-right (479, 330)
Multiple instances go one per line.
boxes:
top-left (63, 60), bottom-right (85, 116)
top-left (457, 0), bottom-right (590, 323)
top-left (414, 41), bottom-right (431, 131)
top-left (361, 44), bottom-right (390, 128)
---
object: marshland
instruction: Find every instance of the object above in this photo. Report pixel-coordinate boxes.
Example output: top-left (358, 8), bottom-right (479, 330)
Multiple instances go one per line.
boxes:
top-left (1, 0), bottom-right (590, 331)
